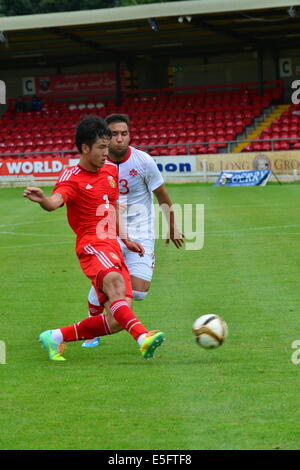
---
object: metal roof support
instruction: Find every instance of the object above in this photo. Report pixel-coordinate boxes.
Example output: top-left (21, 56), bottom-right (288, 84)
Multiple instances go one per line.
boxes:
top-left (115, 54), bottom-right (123, 107)
top-left (257, 46), bottom-right (264, 96)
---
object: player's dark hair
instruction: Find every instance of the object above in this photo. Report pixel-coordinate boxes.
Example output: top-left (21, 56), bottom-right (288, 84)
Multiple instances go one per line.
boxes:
top-left (75, 115), bottom-right (111, 153)
top-left (105, 114), bottom-right (130, 127)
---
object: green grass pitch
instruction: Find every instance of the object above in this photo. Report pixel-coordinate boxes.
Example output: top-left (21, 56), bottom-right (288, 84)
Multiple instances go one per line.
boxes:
top-left (1, 183), bottom-right (300, 450)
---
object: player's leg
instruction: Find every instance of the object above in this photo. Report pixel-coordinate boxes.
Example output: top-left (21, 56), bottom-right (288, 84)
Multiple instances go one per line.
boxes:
top-left (82, 287), bottom-right (133, 348)
top-left (102, 270), bottom-right (165, 359)
top-left (39, 247), bottom-right (164, 360)
top-left (54, 266), bottom-right (132, 344)
top-left (82, 274), bottom-right (135, 348)
top-left (86, 240), bottom-right (155, 307)
top-left (82, 240), bottom-right (152, 346)
top-left (103, 241), bottom-right (164, 358)
top-left (124, 239), bottom-right (155, 301)
top-left (87, 286), bottom-right (104, 316)
top-left (82, 244), bottom-right (153, 347)
top-left (131, 277), bottom-right (151, 301)
top-left (39, 248), bottom-right (123, 359)
top-left (40, 271), bottom-right (164, 360)
top-left (39, 291), bottom-right (132, 361)
top-left (102, 270), bottom-right (147, 342)
top-left (82, 287), bottom-right (104, 348)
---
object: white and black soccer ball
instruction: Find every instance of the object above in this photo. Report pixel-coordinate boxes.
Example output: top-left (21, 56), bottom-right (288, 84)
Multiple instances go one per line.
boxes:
top-left (192, 314), bottom-right (228, 349)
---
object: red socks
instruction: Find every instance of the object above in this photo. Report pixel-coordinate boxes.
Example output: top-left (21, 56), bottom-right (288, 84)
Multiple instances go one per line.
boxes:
top-left (60, 299), bottom-right (148, 342)
top-left (60, 314), bottom-right (110, 342)
top-left (109, 299), bottom-right (148, 341)
top-left (88, 300), bottom-right (104, 316)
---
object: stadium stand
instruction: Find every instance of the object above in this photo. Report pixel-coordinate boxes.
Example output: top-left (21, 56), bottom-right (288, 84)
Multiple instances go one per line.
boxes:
top-left (0, 82), bottom-right (283, 159)
top-left (239, 102), bottom-right (300, 152)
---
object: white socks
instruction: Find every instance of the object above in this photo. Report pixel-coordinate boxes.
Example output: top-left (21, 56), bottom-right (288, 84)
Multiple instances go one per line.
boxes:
top-left (137, 333), bottom-right (146, 347)
top-left (51, 329), bottom-right (63, 344)
top-left (132, 290), bottom-right (148, 301)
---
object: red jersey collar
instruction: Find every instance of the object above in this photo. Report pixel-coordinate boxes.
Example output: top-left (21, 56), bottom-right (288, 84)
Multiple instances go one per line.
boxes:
top-left (77, 164), bottom-right (101, 174)
top-left (108, 146), bottom-right (132, 165)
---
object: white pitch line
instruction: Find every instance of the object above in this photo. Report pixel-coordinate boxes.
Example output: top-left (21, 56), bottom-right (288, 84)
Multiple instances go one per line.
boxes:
top-left (0, 217), bottom-right (65, 228)
top-left (0, 241), bottom-right (73, 250)
top-left (181, 232), bottom-right (300, 239)
top-left (1, 232), bottom-right (300, 251)
top-left (0, 222), bottom-right (299, 250)
top-left (168, 224), bottom-right (300, 238)
top-left (207, 202), bottom-right (295, 210)
top-left (0, 231), bottom-right (73, 238)
top-left (205, 224), bottom-right (300, 235)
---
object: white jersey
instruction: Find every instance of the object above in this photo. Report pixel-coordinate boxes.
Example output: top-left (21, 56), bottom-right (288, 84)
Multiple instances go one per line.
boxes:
top-left (116, 146), bottom-right (164, 240)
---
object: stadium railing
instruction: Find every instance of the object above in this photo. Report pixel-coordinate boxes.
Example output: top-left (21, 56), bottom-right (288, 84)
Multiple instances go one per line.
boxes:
top-left (1, 137), bottom-right (299, 160)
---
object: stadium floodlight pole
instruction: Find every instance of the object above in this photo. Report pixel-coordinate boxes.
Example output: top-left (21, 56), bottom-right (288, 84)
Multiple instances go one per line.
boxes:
top-left (257, 46), bottom-right (264, 97)
top-left (115, 54), bottom-right (123, 107)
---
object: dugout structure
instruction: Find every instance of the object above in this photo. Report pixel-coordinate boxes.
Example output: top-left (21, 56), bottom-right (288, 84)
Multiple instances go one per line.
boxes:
top-left (0, 0), bottom-right (300, 103)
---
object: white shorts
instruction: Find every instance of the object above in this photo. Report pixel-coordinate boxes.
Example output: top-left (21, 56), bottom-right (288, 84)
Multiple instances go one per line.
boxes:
top-left (119, 238), bottom-right (155, 282)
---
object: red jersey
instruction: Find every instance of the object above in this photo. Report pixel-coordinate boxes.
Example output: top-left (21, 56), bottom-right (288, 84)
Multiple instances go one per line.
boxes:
top-left (53, 161), bottom-right (119, 254)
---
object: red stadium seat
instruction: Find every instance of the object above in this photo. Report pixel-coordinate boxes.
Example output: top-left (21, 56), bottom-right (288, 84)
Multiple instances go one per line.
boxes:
top-left (279, 141), bottom-right (290, 150)
top-left (207, 145), bottom-right (218, 154)
top-left (177, 146), bottom-right (188, 155)
top-left (261, 141), bottom-right (272, 151)
top-left (149, 148), bottom-right (160, 156)
top-left (0, 86), bottom-right (281, 161)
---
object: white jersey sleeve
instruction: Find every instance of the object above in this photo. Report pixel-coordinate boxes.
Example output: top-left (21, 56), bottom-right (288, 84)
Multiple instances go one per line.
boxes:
top-left (145, 155), bottom-right (164, 192)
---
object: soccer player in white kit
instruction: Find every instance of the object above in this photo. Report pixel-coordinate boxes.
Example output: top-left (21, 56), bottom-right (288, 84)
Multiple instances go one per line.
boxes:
top-left (82, 114), bottom-right (184, 347)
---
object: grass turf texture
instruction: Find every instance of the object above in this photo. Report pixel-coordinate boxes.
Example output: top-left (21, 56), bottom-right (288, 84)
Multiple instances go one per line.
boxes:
top-left (0, 183), bottom-right (300, 450)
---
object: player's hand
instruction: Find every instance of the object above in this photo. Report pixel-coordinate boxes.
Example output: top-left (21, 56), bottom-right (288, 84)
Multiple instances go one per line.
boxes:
top-left (23, 187), bottom-right (45, 203)
top-left (122, 239), bottom-right (145, 257)
top-left (165, 226), bottom-right (185, 249)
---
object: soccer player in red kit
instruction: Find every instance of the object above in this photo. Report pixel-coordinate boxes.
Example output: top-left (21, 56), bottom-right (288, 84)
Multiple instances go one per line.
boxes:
top-left (23, 115), bottom-right (165, 361)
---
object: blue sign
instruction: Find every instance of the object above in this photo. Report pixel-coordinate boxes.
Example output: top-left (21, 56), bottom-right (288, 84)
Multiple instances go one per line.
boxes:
top-left (214, 170), bottom-right (271, 187)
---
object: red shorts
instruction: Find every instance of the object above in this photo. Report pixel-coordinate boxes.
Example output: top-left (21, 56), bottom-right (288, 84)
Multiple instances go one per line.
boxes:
top-left (78, 242), bottom-right (132, 306)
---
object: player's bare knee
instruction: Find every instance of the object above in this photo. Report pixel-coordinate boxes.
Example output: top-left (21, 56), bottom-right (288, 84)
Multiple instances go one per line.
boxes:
top-left (131, 277), bottom-right (151, 295)
top-left (103, 271), bottom-right (126, 301)
top-left (106, 314), bottom-right (123, 333)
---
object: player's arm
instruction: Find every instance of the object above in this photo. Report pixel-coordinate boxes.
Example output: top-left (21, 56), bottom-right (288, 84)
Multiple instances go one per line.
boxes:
top-left (23, 187), bottom-right (64, 212)
top-left (115, 202), bottom-right (144, 257)
top-left (153, 183), bottom-right (184, 248)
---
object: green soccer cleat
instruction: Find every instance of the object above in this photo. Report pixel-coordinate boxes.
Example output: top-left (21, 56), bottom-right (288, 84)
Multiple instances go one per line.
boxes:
top-left (140, 330), bottom-right (165, 360)
top-left (39, 330), bottom-right (66, 361)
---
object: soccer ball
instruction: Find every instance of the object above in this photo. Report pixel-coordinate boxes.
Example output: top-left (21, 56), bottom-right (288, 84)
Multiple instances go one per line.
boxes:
top-left (192, 314), bottom-right (228, 349)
